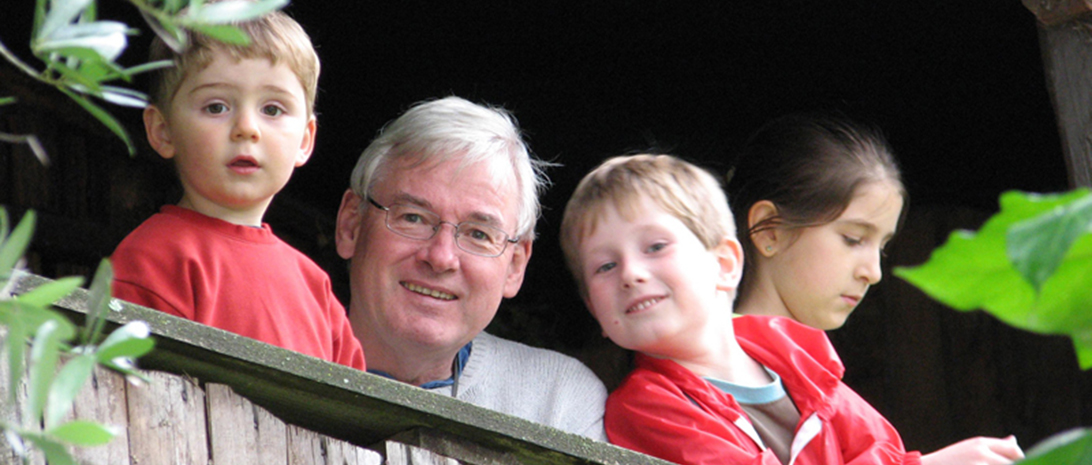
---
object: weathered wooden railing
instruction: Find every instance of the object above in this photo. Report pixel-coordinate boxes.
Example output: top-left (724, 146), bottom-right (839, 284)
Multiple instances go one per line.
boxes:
top-left (1, 272), bottom-right (669, 465)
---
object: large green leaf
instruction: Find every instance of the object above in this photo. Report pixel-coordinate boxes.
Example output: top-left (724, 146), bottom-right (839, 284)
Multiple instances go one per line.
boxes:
top-left (895, 190), bottom-right (1092, 368)
top-left (1017, 428), bottom-right (1092, 465)
top-left (1007, 192), bottom-right (1092, 290)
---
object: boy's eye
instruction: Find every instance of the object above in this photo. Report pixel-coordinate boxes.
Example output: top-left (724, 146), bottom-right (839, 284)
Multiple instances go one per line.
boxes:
top-left (595, 262), bottom-right (616, 274)
top-left (646, 242), bottom-right (667, 253)
top-left (205, 103), bottom-right (228, 114)
top-left (261, 104), bottom-right (285, 117)
top-left (842, 235), bottom-right (863, 246)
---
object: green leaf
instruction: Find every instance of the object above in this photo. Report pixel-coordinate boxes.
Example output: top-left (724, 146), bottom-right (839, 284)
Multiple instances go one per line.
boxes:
top-left (27, 320), bottom-right (66, 424)
top-left (189, 0), bottom-right (287, 23)
top-left (140, 9), bottom-right (187, 53)
top-left (4, 309), bottom-right (28, 407)
top-left (48, 420), bottom-right (118, 446)
top-left (184, 23), bottom-right (250, 45)
top-left (15, 276), bottom-right (83, 308)
top-left (21, 432), bottom-right (77, 465)
top-left (0, 96), bottom-right (15, 106)
top-left (96, 321), bottom-right (154, 362)
top-left (37, 0), bottom-right (94, 41)
top-left (58, 88), bottom-right (135, 155)
top-left (895, 190), bottom-right (1092, 369)
top-left (45, 354), bottom-right (95, 428)
top-left (1018, 428), bottom-right (1092, 465)
top-left (36, 21), bottom-right (129, 62)
top-left (1007, 191), bottom-right (1092, 290)
top-left (83, 259), bottom-right (112, 345)
top-left (123, 59), bottom-right (174, 77)
top-left (0, 210), bottom-right (35, 280)
top-left (100, 86), bottom-right (148, 108)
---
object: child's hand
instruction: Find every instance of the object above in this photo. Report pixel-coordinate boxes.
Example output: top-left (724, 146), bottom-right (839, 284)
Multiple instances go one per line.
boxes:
top-left (921, 435), bottom-right (1024, 465)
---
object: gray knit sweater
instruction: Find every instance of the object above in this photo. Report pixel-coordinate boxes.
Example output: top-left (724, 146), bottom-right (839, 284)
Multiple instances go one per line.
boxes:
top-left (427, 332), bottom-right (608, 441)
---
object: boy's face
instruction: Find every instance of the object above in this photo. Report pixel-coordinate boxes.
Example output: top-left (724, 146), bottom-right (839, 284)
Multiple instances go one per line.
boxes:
top-left (144, 48), bottom-right (316, 224)
top-left (577, 197), bottom-right (742, 356)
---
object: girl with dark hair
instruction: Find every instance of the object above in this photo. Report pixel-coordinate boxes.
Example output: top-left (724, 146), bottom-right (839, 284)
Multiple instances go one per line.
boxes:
top-left (726, 114), bottom-right (1024, 464)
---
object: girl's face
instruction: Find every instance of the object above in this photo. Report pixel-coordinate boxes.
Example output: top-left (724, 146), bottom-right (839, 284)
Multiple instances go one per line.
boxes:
top-left (763, 180), bottom-right (904, 330)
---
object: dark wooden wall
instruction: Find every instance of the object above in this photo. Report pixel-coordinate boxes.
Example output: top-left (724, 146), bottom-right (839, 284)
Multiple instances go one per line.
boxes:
top-left (3, 0), bottom-right (1089, 458)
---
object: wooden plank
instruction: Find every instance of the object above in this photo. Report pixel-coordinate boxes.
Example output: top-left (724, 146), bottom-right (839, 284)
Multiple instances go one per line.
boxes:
top-left (287, 424), bottom-right (383, 465)
top-left (207, 382), bottom-right (288, 465)
top-left (389, 428), bottom-right (521, 464)
top-left (126, 370), bottom-right (208, 465)
top-left (65, 365), bottom-right (132, 465)
top-left (1023, 0), bottom-right (1092, 26)
top-left (383, 440), bottom-right (462, 465)
top-left (1034, 15), bottom-right (1092, 188)
top-left (0, 327), bottom-right (45, 465)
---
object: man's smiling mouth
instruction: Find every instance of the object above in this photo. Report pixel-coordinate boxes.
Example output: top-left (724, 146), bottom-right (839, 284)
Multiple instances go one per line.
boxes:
top-left (402, 282), bottom-right (456, 300)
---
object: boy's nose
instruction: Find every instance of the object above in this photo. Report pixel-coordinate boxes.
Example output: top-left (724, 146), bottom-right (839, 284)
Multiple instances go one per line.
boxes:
top-left (232, 111), bottom-right (261, 141)
top-left (621, 262), bottom-right (648, 288)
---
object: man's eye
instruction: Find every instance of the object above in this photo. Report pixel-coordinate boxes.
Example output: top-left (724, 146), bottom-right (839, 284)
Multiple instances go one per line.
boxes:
top-left (397, 213), bottom-right (425, 224)
top-left (261, 104), bottom-right (285, 117)
top-left (464, 227), bottom-right (496, 244)
top-left (205, 103), bottom-right (228, 114)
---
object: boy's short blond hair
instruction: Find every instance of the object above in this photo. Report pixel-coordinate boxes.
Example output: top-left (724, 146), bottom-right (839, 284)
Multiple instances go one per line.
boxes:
top-left (560, 154), bottom-right (737, 297)
top-left (147, 9), bottom-right (319, 117)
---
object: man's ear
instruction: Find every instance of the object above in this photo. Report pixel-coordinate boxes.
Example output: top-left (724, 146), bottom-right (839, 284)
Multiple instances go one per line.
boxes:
top-left (714, 237), bottom-right (744, 292)
top-left (335, 189), bottom-right (363, 260)
top-left (295, 116), bottom-right (317, 167)
top-left (748, 200), bottom-right (781, 257)
top-left (144, 105), bottom-right (175, 160)
top-left (502, 239), bottom-right (533, 298)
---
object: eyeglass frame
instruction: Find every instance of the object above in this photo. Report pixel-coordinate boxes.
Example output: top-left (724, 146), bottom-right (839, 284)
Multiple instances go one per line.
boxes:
top-left (365, 195), bottom-right (520, 257)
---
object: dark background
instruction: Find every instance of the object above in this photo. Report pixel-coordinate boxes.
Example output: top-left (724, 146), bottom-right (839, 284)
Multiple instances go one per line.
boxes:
top-left (3, 0), bottom-right (1085, 457)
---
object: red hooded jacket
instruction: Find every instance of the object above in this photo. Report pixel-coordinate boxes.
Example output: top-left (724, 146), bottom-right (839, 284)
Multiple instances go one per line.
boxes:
top-left (606, 315), bottom-right (923, 465)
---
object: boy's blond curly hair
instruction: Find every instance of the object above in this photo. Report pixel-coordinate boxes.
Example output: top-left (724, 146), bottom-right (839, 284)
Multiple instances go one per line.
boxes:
top-left (560, 154), bottom-right (737, 297)
top-left (147, 8), bottom-right (319, 117)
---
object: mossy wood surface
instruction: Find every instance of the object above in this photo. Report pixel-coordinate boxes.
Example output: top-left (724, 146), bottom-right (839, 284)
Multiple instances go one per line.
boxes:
top-left (9, 272), bottom-right (669, 465)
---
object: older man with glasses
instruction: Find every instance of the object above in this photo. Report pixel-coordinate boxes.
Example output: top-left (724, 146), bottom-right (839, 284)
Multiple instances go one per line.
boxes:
top-left (334, 96), bottom-right (608, 440)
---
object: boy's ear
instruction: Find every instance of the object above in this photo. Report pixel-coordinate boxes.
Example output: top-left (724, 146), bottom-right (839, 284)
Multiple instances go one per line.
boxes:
top-left (335, 189), bottom-right (363, 260)
top-left (714, 236), bottom-right (744, 291)
top-left (295, 116), bottom-right (317, 167)
top-left (748, 200), bottom-right (781, 257)
top-left (143, 106), bottom-right (175, 160)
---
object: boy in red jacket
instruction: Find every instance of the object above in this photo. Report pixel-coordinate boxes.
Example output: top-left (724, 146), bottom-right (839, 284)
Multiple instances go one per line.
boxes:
top-left (560, 154), bottom-right (919, 464)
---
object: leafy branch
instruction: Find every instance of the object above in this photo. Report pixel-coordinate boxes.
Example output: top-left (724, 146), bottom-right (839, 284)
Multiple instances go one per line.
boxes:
top-left (0, 0), bottom-right (287, 158)
top-left (1, 208), bottom-right (155, 465)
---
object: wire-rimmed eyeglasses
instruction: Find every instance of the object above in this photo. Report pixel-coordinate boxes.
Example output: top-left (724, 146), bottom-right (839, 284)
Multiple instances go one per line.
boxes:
top-left (367, 196), bottom-right (519, 257)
